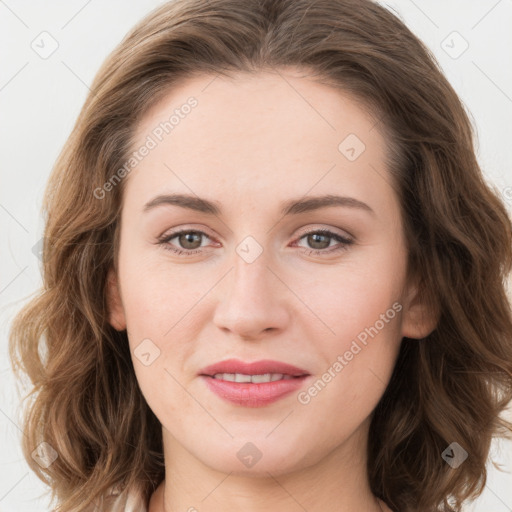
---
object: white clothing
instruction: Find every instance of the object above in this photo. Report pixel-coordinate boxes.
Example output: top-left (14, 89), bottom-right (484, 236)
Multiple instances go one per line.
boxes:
top-left (83, 485), bottom-right (148, 511)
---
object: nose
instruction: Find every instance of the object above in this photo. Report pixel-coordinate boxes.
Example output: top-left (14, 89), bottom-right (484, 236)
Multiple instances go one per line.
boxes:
top-left (212, 246), bottom-right (290, 340)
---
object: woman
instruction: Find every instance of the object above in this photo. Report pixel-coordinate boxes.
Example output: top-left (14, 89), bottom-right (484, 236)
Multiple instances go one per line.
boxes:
top-left (9, 0), bottom-right (512, 511)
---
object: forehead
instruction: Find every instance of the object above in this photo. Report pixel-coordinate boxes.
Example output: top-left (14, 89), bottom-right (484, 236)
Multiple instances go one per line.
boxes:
top-left (125, 69), bottom-right (394, 215)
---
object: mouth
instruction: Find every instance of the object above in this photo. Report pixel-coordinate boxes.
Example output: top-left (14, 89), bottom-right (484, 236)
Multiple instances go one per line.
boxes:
top-left (198, 359), bottom-right (311, 407)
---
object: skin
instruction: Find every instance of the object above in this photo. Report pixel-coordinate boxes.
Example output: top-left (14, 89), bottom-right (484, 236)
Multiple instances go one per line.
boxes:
top-left (107, 67), bottom-right (436, 512)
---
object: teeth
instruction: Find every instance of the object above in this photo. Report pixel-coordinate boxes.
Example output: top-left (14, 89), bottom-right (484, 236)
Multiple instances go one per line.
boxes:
top-left (212, 373), bottom-right (294, 383)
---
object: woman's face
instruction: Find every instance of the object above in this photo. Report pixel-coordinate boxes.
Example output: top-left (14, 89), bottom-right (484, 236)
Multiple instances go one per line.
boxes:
top-left (107, 68), bottom-right (433, 476)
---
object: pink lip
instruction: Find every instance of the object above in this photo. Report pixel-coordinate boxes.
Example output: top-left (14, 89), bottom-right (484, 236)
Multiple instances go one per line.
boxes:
top-left (201, 375), bottom-right (310, 407)
top-left (198, 358), bottom-right (311, 408)
top-left (199, 358), bottom-right (310, 377)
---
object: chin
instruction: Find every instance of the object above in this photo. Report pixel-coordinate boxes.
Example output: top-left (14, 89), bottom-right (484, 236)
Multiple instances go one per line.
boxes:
top-left (191, 437), bottom-right (315, 477)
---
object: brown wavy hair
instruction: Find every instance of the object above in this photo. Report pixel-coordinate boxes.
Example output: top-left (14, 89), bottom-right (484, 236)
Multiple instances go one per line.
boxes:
top-left (9, 0), bottom-right (512, 511)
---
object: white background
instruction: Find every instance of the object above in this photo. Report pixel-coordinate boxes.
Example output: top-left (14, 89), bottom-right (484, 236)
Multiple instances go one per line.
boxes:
top-left (1, 1), bottom-right (511, 510)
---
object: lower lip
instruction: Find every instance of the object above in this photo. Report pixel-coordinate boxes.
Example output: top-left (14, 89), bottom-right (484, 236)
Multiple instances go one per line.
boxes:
top-left (201, 375), bottom-right (310, 407)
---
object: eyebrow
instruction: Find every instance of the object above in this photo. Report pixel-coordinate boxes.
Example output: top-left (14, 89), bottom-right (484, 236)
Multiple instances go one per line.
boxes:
top-left (143, 193), bottom-right (375, 217)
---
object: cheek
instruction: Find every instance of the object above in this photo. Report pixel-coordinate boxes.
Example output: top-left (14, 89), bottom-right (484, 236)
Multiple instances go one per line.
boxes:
top-left (118, 249), bottom-right (201, 339)
top-left (305, 246), bottom-right (405, 344)
top-left (119, 258), bottom-right (203, 419)
top-left (117, 251), bottom-right (209, 389)
top-left (296, 243), bottom-right (406, 400)
top-left (330, 272), bottom-right (403, 349)
top-left (296, 270), bottom-right (404, 432)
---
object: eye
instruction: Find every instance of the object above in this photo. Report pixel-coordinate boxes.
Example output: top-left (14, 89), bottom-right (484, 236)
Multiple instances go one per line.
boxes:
top-left (293, 228), bottom-right (353, 256)
top-left (157, 229), bottom-right (214, 255)
top-left (156, 227), bottom-right (353, 257)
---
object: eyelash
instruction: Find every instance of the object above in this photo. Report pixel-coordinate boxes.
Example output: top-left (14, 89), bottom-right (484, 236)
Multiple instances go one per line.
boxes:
top-left (156, 228), bottom-right (354, 257)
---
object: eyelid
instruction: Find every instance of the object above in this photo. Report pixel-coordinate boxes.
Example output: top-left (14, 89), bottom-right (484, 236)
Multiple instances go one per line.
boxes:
top-left (295, 224), bottom-right (354, 240)
top-left (157, 224), bottom-right (216, 241)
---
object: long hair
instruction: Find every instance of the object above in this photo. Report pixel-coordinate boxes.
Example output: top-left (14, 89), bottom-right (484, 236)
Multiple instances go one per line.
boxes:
top-left (9, 0), bottom-right (512, 510)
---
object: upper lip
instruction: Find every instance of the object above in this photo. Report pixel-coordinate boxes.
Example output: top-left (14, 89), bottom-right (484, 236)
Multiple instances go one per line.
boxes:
top-left (199, 358), bottom-right (310, 377)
